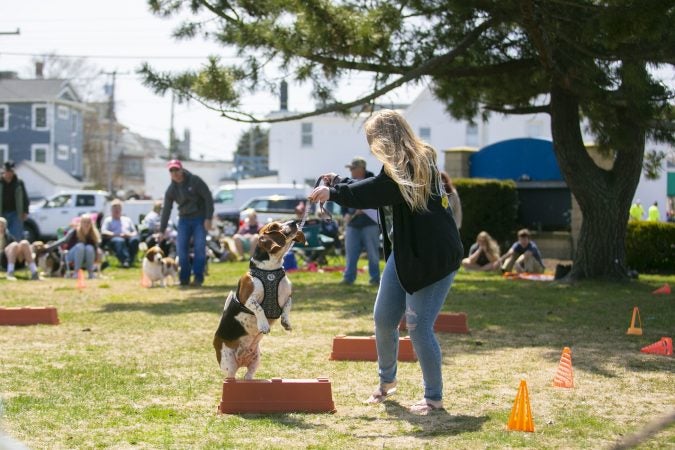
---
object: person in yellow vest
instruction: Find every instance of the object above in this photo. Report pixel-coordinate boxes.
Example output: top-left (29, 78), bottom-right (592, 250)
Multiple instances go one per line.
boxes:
top-left (647, 201), bottom-right (660, 222)
top-left (629, 199), bottom-right (644, 221)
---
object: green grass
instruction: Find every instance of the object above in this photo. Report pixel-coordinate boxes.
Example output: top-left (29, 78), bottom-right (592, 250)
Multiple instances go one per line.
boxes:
top-left (0, 262), bottom-right (673, 449)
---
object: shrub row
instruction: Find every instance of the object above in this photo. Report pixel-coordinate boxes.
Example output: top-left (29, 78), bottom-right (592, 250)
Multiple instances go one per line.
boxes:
top-left (626, 221), bottom-right (675, 272)
top-left (454, 178), bottom-right (518, 255)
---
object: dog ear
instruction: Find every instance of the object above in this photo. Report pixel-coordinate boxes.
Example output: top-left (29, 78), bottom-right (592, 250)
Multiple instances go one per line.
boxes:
top-left (259, 235), bottom-right (282, 253)
top-left (294, 230), bottom-right (306, 244)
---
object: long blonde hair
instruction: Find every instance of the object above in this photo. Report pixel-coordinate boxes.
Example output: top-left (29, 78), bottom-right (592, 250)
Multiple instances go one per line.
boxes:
top-left (76, 214), bottom-right (101, 245)
top-left (477, 231), bottom-right (500, 259)
top-left (364, 109), bottom-right (440, 212)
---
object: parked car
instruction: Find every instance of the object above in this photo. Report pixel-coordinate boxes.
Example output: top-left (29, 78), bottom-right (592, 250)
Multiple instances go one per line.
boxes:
top-left (238, 195), bottom-right (342, 226)
top-left (213, 183), bottom-right (309, 235)
top-left (26, 190), bottom-right (111, 241)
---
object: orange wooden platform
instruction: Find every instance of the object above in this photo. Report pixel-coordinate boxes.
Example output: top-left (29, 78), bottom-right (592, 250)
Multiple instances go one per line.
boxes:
top-left (329, 335), bottom-right (417, 361)
top-left (0, 307), bottom-right (59, 326)
top-left (399, 312), bottom-right (469, 334)
top-left (218, 377), bottom-right (336, 414)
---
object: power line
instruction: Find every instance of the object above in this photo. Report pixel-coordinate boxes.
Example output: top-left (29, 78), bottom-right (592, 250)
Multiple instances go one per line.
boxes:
top-left (0, 51), bottom-right (227, 60)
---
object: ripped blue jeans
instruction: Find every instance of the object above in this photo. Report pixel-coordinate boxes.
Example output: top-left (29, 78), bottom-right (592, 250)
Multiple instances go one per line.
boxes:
top-left (373, 252), bottom-right (457, 402)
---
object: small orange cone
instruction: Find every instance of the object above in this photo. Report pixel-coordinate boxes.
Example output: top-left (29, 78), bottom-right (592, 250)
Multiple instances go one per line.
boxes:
top-left (626, 306), bottom-right (643, 336)
top-left (76, 269), bottom-right (86, 289)
top-left (652, 283), bottom-right (671, 295)
top-left (141, 271), bottom-right (152, 288)
top-left (507, 380), bottom-right (535, 432)
top-left (640, 337), bottom-right (673, 356)
top-left (553, 347), bottom-right (574, 388)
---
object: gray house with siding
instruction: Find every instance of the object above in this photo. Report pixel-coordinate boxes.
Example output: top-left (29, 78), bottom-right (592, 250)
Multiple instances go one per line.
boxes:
top-left (0, 78), bottom-right (87, 179)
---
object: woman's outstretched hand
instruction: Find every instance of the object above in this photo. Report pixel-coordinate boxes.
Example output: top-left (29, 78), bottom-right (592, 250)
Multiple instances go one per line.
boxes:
top-left (308, 186), bottom-right (330, 203)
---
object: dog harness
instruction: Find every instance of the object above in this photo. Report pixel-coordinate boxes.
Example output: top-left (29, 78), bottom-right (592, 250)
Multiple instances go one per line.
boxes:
top-left (248, 263), bottom-right (286, 319)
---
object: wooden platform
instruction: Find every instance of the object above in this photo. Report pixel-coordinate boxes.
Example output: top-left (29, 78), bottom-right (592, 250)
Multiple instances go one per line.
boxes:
top-left (0, 307), bottom-right (59, 326)
top-left (399, 312), bottom-right (469, 334)
top-left (218, 378), bottom-right (336, 414)
top-left (329, 335), bottom-right (417, 361)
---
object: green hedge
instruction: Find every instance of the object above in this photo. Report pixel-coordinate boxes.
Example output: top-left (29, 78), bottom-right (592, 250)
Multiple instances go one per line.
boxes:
top-left (454, 178), bottom-right (518, 256)
top-left (626, 221), bottom-right (675, 272)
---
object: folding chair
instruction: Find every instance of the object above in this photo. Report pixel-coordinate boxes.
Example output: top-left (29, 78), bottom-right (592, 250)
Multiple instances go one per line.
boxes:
top-left (293, 222), bottom-right (342, 268)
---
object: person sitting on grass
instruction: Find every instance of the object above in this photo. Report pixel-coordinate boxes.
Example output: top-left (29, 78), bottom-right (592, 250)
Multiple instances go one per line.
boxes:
top-left (462, 231), bottom-right (500, 271)
top-left (42, 214), bottom-right (102, 279)
top-left (496, 228), bottom-right (545, 274)
top-left (0, 217), bottom-right (40, 280)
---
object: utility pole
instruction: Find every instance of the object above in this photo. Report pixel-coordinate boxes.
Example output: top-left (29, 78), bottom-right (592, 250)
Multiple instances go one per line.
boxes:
top-left (105, 71), bottom-right (116, 194)
top-left (169, 91), bottom-right (176, 158)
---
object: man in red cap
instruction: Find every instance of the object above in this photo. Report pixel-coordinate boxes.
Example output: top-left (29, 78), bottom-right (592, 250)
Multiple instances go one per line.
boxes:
top-left (159, 160), bottom-right (214, 287)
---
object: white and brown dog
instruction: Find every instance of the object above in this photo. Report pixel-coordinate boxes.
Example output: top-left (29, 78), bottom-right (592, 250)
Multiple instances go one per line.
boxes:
top-left (213, 220), bottom-right (305, 379)
top-left (33, 241), bottom-right (64, 277)
top-left (142, 245), bottom-right (178, 287)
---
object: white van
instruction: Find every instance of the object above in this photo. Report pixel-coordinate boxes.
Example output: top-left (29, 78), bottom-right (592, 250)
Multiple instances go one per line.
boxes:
top-left (212, 183), bottom-right (310, 235)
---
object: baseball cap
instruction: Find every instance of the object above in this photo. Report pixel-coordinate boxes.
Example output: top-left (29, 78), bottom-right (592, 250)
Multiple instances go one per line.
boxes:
top-left (167, 159), bottom-right (183, 170)
top-left (3, 160), bottom-right (16, 171)
top-left (345, 157), bottom-right (366, 169)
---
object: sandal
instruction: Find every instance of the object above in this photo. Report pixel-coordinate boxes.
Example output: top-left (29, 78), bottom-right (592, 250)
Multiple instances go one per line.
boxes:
top-left (409, 398), bottom-right (444, 415)
top-left (364, 381), bottom-right (397, 404)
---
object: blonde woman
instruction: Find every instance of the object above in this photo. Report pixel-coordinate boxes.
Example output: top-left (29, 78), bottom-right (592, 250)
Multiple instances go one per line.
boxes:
top-left (0, 216), bottom-right (40, 280)
top-left (462, 231), bottom-right (501, 271)
top-left (308, 109), bottom-right (463, 414)
top-left (45, 214), bottom-right (101, 278)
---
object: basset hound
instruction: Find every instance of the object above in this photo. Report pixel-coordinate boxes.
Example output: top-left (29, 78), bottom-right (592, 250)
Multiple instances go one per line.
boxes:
top-left (212, 220), bottom-right (305, 379)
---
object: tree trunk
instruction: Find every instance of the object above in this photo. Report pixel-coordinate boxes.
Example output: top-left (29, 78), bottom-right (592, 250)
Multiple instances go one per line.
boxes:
top-left (549, 86), bottom-right (645, 281)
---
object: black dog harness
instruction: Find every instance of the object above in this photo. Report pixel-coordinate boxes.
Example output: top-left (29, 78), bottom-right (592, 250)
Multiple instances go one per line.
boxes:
top-left (248, 262), bottom-right (286, 319)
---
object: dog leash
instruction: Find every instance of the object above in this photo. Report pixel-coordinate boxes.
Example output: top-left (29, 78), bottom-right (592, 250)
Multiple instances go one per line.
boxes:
top-left (299, 176), bottom-right (333, 231)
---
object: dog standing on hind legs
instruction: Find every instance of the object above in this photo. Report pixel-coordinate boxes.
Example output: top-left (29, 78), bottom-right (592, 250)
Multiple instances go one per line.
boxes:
top-left (212, 220), bottom-right (305, 379)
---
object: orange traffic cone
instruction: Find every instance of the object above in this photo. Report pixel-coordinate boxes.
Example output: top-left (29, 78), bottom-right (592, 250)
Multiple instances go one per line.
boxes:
top-left (553, 347), bottom-right (574, 388)
top-left (141, 271), bottom-right (152, 288)
top-left (507, 380), bottom-right (535, 432)
top-left (76, 269), bottom-right (86, 289)
top-left (640, 337), bottom-right (673, 356)
top-left (626, 306), bottom-right (643, 336)
top-left (652, 284), bottom-right (671, 295)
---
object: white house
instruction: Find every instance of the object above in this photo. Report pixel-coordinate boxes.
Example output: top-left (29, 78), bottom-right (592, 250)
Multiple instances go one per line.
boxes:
top-left (143, 158), bottom-right (235, 200)
top-left (267, 87), bottom-right (558, 184)
top-left (267, 86), bottom-right (672, 218)
top-left (15, 160), bottom-right (86, 200)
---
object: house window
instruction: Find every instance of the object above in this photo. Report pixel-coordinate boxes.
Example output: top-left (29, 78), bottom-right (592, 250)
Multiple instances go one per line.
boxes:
top-left (31, 144), bottom-right (49, 163)
top-left (57, 105), bottom-right (69, 120)
top-left (466, 123), bottom-right (479, 147)
top-left (0, 105), bottom-right (8, 131)
top-left (32, 104), bottom-right (48, 130)
top-left (301, 122), bottom-right (313, 147)
top-left (57, 145), bottom-right (69, 160)
top-left (0, 144), bottom-right (7, 164)
top-left (71, 111), bottom-right (78, 133)
top-left (419, 127), bottom-right (431, 140)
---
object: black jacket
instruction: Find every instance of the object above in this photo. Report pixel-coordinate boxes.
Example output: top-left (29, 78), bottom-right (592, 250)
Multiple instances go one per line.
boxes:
top-left (160, 170), bottom-right (214, 233)
top-left (329, 169), bottom-right (463, 293)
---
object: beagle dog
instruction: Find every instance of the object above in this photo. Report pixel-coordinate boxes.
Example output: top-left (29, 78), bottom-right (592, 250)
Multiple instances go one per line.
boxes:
top-left (142, 245), bottom-right (170, 287)
top-left (33, 241), bottom-right (64, 277)
top-left (213, 220), bottom-right (305, 379)
top-left (160, 256), bottom-right (178, 286)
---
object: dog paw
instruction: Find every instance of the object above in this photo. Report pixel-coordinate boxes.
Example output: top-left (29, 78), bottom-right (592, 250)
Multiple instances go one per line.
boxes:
top-left (281, 319), bottom-right (292, 331)
top-left (258, 322), bottom-right (271, 334)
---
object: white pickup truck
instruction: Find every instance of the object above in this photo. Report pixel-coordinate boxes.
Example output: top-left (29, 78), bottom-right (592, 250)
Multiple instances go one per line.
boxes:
top-left (26, 190), bottom-right (174, 242)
